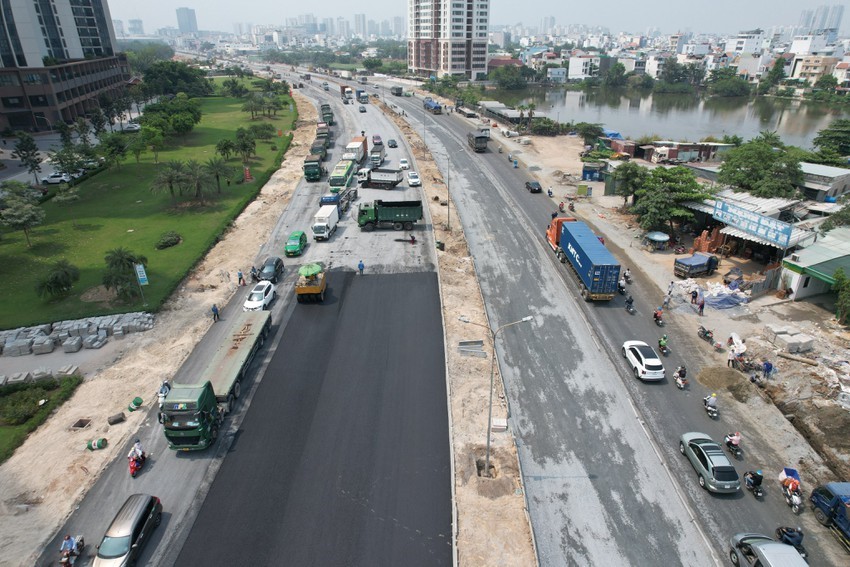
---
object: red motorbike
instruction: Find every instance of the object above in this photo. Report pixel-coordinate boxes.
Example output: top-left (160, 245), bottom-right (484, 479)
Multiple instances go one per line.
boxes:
top-left (128, 453), bottom-right (146, 478)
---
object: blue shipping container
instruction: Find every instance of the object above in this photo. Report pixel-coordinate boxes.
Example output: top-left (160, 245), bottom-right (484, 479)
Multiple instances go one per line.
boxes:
top-left (320, 193), bottom-right (340, 207)
top-left (560, 221), bottom-right (620, 299)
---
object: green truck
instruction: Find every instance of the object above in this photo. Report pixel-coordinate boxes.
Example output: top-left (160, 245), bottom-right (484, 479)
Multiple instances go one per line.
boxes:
top-left (390, 86), bottom-right (403, 96)
top-left (309, 139), bottom-right (327, 160)
top-left (316, 122), bottom-right (333, 147)
top-left (357, 199), bottom-right (423, 231)
top-left (303, 154), bottom-right (327, 181)
top-left (160, 311), bottom-right (272, 451)
top-left (320, 103), bottom-right (334, 125)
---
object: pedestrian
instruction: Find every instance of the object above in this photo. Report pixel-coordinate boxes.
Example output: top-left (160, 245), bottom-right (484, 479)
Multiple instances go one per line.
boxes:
top-left (237, 269), bottom-right (245, 286)
top-left (728, 349), bottom-right (736, 368)
top-left (667, 281), bottom-right (675, 295)
top-left (211, 304), bottom-right (220, 322)
top-left (762, 359), bottom-right (774, 380)
top-left (698, 297), bottom-right (705, 316)
top-left (250, 266), bottom-right (258, 282)
top-left (2, 138), bottom-right (6, 146)
top-left (662, 295), bottom-right (671, 309)
top-left (358, 260), bottom-right (364, 275)
top-left (691, 289), bottom-right (698, 304)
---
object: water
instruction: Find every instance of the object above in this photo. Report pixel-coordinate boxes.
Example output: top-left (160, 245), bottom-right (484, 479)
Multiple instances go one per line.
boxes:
top-left (491, 88), bottom-right (850, 149)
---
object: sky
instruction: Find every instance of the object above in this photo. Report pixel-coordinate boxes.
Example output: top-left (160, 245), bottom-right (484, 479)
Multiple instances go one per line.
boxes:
top-left (107, 1), bottom-right (846, 36)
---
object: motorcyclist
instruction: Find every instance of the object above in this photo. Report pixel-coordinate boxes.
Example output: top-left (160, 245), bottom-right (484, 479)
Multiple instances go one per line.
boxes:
top-left (158, 380), bottom-right (171, 397)
top-left (551, 211), bottom-right (558, 220)
top-left (547, 187), bottom-right (553, 197)
top-left (60, 534), bottom-right (78, 557)
top-left (624, 295), bottom-right (634, 308)
top-left (250, 266), bottom-right (259, 282)
top-left (658, 335), bottom-right (668, 350)
top-left (653, 307), bottom-right (663, 323)
top-left (128, 439), bottom-right (144, 462)
top-left (744, 470), bottom-right (763, 489)
top-left (675, 366), bottom-right (686, 379)
top-left (559, 201), bottom-right (565, 212)
top-left (618, 277), bottom-right (626, 293)
top-left (704, 393), bottom-right (718, 409)
top-left (777, 526), bottom-right (804, 546)
top-left (725, 431), bottom-right (742, 451)
top-left (782, 475), bottom-right (801, 494)
top-left (624, 268), bottom-right (631, 281)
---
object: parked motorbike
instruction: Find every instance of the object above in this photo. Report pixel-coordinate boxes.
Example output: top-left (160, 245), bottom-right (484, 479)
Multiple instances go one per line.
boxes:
top-left (697, 326), bottom-right (723, 351)
top-left (775, 527), bottom-right (807, 559)
top-left (129, 453), bottom-right (146, 478)
top-left (673, 366), bottom-right (689, 389)
top-left (724, 433), bottom-right (742, 458)
top-left (59, 535), bottom-right (85, 565)
top-left (624, 296), bottom-right (635, 315)
top-left (743, 471), bottom-right (764, 498)
top-left (568, 202), bottom-right (575, 212)
top-left (703, 395), bottom-right (719, 419)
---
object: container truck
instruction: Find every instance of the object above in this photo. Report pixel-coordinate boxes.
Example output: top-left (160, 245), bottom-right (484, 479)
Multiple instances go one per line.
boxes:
top-left (319, 186), bottom-right (358, 213)
top-left (674, 252), bottom-right (719, 278)
top-left (160, 311), bottom-right (272, 451)
top-left (357, 200), bottom-right (423, 231)
top-left (302, 155), bottom-right (326, 181)
top-left (545, 217), bottom-right (579, 251)
top-left (390, 86), bottom-right (403, 96)
top-left (467, 131), bottom-right (489, 152)
top-left (312, 204), bottom-right (340, 240)
top-left (309, 139), bottom-right (327, 160)
top-left (357, 167), bottom-right (403, 189)
top-left (556, 221), bottom-right (620, 300)
top-left (369, 144), bottom-right (386, 167)
top-left (342, 136), bottom-right (368, 163)
top-left (358, 76), bottom-right (368, 84)
top-left (339, 86), bottom-right (353, 100)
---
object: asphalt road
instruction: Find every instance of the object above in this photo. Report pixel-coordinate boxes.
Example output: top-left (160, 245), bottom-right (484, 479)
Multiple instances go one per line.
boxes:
top-left (175, 271), bottom-right (451, 566)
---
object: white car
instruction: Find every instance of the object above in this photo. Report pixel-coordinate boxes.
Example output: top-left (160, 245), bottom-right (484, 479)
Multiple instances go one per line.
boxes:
top-left (40, 172), bottom-right (71, 185)
top-left (407, 171), bottom-right (421, 187)
top-left (119, 123), bottom-right (140, 133)
top-left (243, 281), bottom-right (276, 311)
top-left (622, 340), bottom-right (665, 381)
top-left (399, 158), bottom-right (410, 170)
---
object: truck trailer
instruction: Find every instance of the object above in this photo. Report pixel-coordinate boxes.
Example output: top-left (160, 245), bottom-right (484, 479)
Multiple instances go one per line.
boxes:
top-left (556, 221), bottom-right (620, 300)
top-left (312, 204), bottom-right (340, 241)
top-left (319, 186), bottom-right (358, 214)
top-left (357, 167), bottom-right (403, 189)
top-left (423, 98), bottom-right (442, 114)
top-left (161, 311), bottom-right (272, 451)
top-left (342, 136), bottom-right (368, 163)
top-left (357, 200), bottom-right (423, 231)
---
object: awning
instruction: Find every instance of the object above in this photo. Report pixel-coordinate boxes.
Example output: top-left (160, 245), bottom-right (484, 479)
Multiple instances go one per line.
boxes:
top-left (720, 226), bottom-right (817, 250)
top-left (645, 231), bottom-right (670, 242)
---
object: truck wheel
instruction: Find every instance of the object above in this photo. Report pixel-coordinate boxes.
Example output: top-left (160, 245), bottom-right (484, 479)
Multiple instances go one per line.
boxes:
top-left (404, 222), bottom-right (413, 231)
top-left (211, 425), bottom-right (219, 441)
top-left (319, 290), bottom-right (325, 302)
top-left (233, 381), bottom-right (242, 399)
top-left (393, 222), bottom-right (403, 231)
top-left (364, 223), bottom-right (375, 232)
top-left (297, 294), bottom-right (304, 303)
top-left (814, 508), bottom-right (831, 526)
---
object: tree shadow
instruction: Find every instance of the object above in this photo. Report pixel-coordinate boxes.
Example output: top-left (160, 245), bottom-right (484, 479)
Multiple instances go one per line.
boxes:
top-left (70, 222), bottom-right (103, 232)
top-left (28, 240), bottom-right (68, 257)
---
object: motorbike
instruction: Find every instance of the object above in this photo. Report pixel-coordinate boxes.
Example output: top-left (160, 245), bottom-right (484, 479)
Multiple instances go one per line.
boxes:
top-left (780, 468), bottom-right (804, 514)
top-left (547, 189), bottom-right (553, 197)
top-left (697, 326), bottom-right (723, 351)
top-left (568, 202), bottom-right (575, 212)
top-left (658, 343), bottom-right (670, 356)
top-left (743, 471), bottom-right (764, 498)
top-left (775, 527), bottom-right (807, 559)
top-left (673, 367), bottom-right (688, 389)
top-left (653, 313), bottom-right (664, 327)
top-left (623, 272), bottom-right (632, 284)
top-left (59, 536), bottom-right (85, 565)
top-left (559, 202), bottom-right (565, 213)
top-left (128, 453), bottom-right (146, 478)
top-left (674, 245), bottom-right (687, 254)
top-left (703, 396), bottom-right (719, 419)
top-left (498, 146), bottom-right (503, 153)
top-left (157, 380), bottom-right (171, 408)
top-left (724, 434), bottom-right (742, 458)
top-left (617, 282), bottom-right (626, 295)
top-left (624, 296), bottom-right (635, 315)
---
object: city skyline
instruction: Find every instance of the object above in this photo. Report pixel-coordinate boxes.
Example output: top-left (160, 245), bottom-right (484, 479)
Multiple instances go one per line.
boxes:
top-left (108, 0), bottom-right (847, 36)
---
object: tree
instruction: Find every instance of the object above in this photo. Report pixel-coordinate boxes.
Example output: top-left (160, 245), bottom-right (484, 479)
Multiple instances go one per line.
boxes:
top-left (752, 130), bottom-right (783, 147)
top-left (249, 122), bottom-right (276, 140)
top-left (821, 203), bottom-right (850, 232)
top-left (102, 247), bottom-right (148, 302)
top-left (216, 138), bottom-right (236, 161)
top-left (612, 161), bottom-right (650, 207)
top-left (143, 61), bottom-right (213, 97)
top-left (707, 67), bottom-right (750, 97)
top-left (814, 119), bottom-right (850, 155)
top-left (832, 269), bottom-right (850, 325)
top-left (170, 112), bottom-right (196, 138)
top-left (631, 167), bottom-right (712, 233)
top-left (717, 141), bottom-right (803, 198)
top-left (241, 95), bottom-right (263, 119)
top-left (222, 78), bottom-right (248, 97)
top-left (815, 74), bottom-right (838, 91)
top-left (98, 93), bottom-right (118, 131)
top-left (74, 117), bottom-right (91, 148)
top-left (603, 62), bottom-right (627, 88)
top-left (89, 108), bottom-right (107, 138)
top-left (758, 58), bottom-right (787, 95)
top-left (99, 133), bottom-right (128, 169)
top-left (0, 191), bottom-right (46, 247)
top-left (52, 184), bottom-right (80, 225)
top-left (151, 160), bottom-right (185, 199)
top-left (142, 126), bottom-right (165, 163)
top-left (36, 259), bottom-right (80, 299)
top-left (574, 122), bottom-right (604, 146)
top-left (11, 132), bottom-right (42, 184)
top-left (128, 135), bottom-right (148, 163)
top-left (55, 121), bottom-right (74, 146)
top-left (235, 128), bottom-right (256, 163)
top-left (489, 65), bottom-right (526, 90)
top-left (362, 58), bottom-right (383, 71)
top-left (205, 157), bottom-right (235, 193)
top-left (182, 160), bottom-right (214, 201)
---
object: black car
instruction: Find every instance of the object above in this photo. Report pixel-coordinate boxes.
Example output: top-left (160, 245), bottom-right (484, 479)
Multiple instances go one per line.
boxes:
top-left (387, 139), bottom-right (398, 148)
top-left (259, 256), bottom-right (284, 283)
top-left (525, 181), bottom-right (542, 193)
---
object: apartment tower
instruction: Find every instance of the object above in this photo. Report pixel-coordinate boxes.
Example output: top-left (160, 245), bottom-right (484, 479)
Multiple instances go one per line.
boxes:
top-left (408, 0), bottom-right (489, 79)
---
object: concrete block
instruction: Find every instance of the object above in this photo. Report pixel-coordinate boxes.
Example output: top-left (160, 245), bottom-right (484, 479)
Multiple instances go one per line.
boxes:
top-left (7, 372), bottom-right (31, 385)
top-left (56, 365), bottom-right (79, 377)
top-left (764, 324), bottom-right (793, 344)
top-left (491, 418), bottom-right (508, 432)
top-left (792, 333), bottom-right (815, 353)
top-left (774, 333), bottom-right (801, 353)
top-left (4, 338), bottom-right (33, 356)
top-left (31, 369), bottom-right (54, 383)
top-left (62, 336), bottom-right (83, 353)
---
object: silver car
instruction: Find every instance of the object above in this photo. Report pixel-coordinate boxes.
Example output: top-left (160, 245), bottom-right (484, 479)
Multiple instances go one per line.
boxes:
top-left (679, 432), bottom-right (740, 493)
top-left (729, 533), bottom-right (808, 566)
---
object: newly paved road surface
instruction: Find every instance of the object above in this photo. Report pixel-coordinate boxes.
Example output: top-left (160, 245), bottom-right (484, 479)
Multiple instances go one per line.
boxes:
top-left (176, 271), bottom-right (451, 566)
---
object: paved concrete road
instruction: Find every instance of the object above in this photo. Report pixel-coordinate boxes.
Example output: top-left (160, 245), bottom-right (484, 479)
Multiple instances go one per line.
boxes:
top-left (175, 271), bottom-right (452, 566)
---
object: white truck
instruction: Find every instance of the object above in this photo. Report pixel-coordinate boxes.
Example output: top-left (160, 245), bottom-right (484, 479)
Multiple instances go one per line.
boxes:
top-left (342, 136), bottom-right (368, 164)
top-left (311, 204), bottom-right (340, 241)
top-left (357, 168), bottom-right (404, 189)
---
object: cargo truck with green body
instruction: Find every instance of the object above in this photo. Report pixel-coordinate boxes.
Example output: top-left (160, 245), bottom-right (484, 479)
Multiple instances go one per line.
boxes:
top-left (160, 311), bottom-right (272, 451)
top-left (357, 199), bottom-right (423, 231)
top-left (320, 103), bottom-right (334, 125)
top-left (309, 139), bottom-right (327, 160)
top-left (303, 154), bottom-right (327, 181)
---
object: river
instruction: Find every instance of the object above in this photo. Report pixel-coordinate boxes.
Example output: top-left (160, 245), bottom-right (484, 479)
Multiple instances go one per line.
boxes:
top-left (490, 88), bottom-right (849, 149)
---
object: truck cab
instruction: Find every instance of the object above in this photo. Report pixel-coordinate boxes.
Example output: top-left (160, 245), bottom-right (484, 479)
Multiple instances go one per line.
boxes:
top-left (161, 382), bottom-right (221, 450)
top-left (810, 482), bottom-right (850, 552)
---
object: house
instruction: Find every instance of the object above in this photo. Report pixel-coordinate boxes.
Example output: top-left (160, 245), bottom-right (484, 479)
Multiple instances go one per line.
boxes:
top-left (487, 57), bottom-right (523, 71)
top-left (799, 162), bottom-right (850, 202)
top-left (567, 55), bottom-right (600, 80)
top-left (547, 68), bottom-right (567, 83)
top-left (790, 55), bottom-right (840, 83)
top-left (781, 227), bottom-right (850, 300)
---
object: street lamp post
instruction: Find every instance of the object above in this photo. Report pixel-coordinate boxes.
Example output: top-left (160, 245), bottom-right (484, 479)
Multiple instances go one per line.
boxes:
top-left (460, 314), bottom-right (533, 477)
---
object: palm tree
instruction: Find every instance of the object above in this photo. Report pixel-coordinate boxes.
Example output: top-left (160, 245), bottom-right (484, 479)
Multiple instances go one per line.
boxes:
top-left (205, 157), bottom-right (235, 193)
top-left (105, 247), bottom-right (147, 273)
top-left (151, 160), bottom-right (185, 199)
top-left (235, 136), bottom-right (256, 164)
top-left (216, 139), bottom-right (236, 161)
top-left (183, 160), bottom-right (214, 201)
top-left (516, 105), bottom-right (526, 131)
top-left (36, 259), bottom-right (80, 298)
top-left (754, 130), bottom-right (783, 147)
top-left (526, 103), bottom-right (536, 130)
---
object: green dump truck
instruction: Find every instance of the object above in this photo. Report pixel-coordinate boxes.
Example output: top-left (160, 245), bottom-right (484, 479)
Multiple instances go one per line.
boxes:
top-left (303, 154), bottom-right (327, 181)
top-left (309, 139), bottom-right (327, 160)
top-left (357, 199), bottom-right (423, 231)
top-left (160, 311), bottom-right (272, 451)
top-left (320, 103), bottom-right (334, 125)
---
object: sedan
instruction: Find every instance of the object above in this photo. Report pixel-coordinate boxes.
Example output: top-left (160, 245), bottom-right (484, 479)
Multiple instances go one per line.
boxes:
top-left (359, 106), bottom-right (366, 113)
top-left (387, 139), bottom-right (398, 148)
top-left (525, 180), bottom-right (542, 193)
top-left (284, 231), bottom-right (307, 257)
top-left (407, 171), bottom-right (421, 187)
top-left (40, 172), bottom-right (71, 185)
top-left (258, 256), bottom-right (284, 283)
top-left (729, 533), bottom-right (807, 566)
top-left (679, 432), bottom-right (741, 493)
top-left (243, 281), bottom-right (276, 311)
top-left (622, 340), bottom-right (665, 381)
top-left (399, 158), bottom-right (410, 170)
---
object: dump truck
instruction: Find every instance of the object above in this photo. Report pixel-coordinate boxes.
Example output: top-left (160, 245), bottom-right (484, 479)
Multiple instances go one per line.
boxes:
top-left (423, 98), bottom-right (442, 114)
top-left (319, 186), bottom-right (358, 214)
top-left (467, 131), bottom-right (489, 152)
top-left (302, 155), bottom-right (327, 182)
top-left (391, 86), bottom-right (403, 96)
top-left (357, 200), bottom-right (423, 231)
top-left (342, 136), bottom-right (368, 164)
top-left (556, 221), bottom-right (620, 301)
top-left (295, 263), bottom-right (327, 303)
top-left (309, 139), bottom-right (327, 160)
top-left (320, 103), bottom-right (334, 125)
top-left (357, 167), bottom-right (403, 189)
top-left (312, 204), bottom-right (340, 241)
top-left (160, 310), bottom-right (272, 451)
top-left (316, 122), bottom-right (333, 146)
top-left (810, 482), bottom-right (850, 552)
top-left (369, 143), bottom-right (386, 167)
top-left (674, 252), bottom-right (719, 278)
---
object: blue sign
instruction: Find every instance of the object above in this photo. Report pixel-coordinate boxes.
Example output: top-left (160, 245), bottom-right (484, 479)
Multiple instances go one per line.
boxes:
top-left (134, 263), bottom-right (149, 286)
top-left (712, 201), bottom-right (792, 248)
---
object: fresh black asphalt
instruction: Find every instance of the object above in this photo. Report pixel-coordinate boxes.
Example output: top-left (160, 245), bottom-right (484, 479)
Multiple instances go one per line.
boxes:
top-left (175, 271), bottom-right (451, 566)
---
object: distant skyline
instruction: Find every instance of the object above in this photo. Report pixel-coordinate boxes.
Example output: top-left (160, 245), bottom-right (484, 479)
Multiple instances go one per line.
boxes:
top-left (108, 0), bottom-right (847, 35)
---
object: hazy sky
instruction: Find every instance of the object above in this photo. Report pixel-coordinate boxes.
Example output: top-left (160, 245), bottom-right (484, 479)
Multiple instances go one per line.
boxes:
top-left (107, 1), bottom-right (845, 36)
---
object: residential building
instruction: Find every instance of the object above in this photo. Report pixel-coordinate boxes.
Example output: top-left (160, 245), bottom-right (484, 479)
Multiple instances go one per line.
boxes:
top-left (725, 29), bottom-right (766, 54)
top-left (798, 162), bottom-right (850, 202)
top-left (113, 20), bottom-right (125, 37)
top-left (128, 19), bottom-right (145, 35)
top-left (790, 55), bottom-right (839, 84)
top-left (790, 34), bottom-right (829, 56)
top-left (489, 31), bottom-right (511, 48)
top-left (547, 67), bottom-right (566, 83)
top-left (832, 61), bottom-right (850, 88)
top-left (408, 0), bottom-right (489, 80)
top-left (781, 227), bottom-right (850, 300)
top-left (354, 13), bottom-right (366, 37)
top-left (0, 0), bottom-right (129, 131)
top-left (644, 54), bottom-right (669, 79)
top-left (176, 8), bottom-right (198, 34)
top-left (618, 57), bottom-right (647, 75)
top-left (567, 55), bottom-right (601, 81)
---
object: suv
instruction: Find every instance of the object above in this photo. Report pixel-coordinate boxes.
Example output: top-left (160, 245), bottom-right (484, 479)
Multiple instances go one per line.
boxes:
top-left (93, 493), bottom-right (163, 567)
top-left (622, 340), bottom-right (665, 381)
top-left (258, 256), bottom-right (284, 283)
top-left (679, 432), bottom-right (740, 493)
top-left (372, 135), bottom-right (382, 146)
top-left (729, 533), bottom-right (808, 566)
top-left (41, 172), bottom-right (71, 185)
top-left (525, 181), bottom-right (542, 193)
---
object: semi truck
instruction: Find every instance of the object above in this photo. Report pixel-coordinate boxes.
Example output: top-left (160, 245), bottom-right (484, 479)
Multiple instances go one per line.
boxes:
top-left (358, 76), bottom-right (368, 84)
top-left (467, 131), bottom-right (489, 152)
top-left (309, 139), bottom-right (327, 160)
top-left (355, 89), bottom-right (369, 103)
top-left (369, 144), bottom-right (386, 167)
top-left (302, 155), bottom-right (327, 181)
top-left (390, 86), bottom-right (403, 96)
top-left (160, 310), bottom-right (272, 451)
top-left (423, 97), bottom-right (442, 114)
top-left (319, 186), bottom-right (358, 214)
top-left (342, 136), bottom-right (368, 163)
top-left (312, 204), bottom-right (340, 240)
top-left (810, 482), bottom-right (850, 552)
top-left (357, 200), bottom-right (423, 231)
top-left (556, 221), bottom-right (620, 300)
top-left (357, 167), bottom-right (403, 189)
top-left (339, 86), bottom-right (353, 101)
top-left (674, 252), bottom-right (719, 278)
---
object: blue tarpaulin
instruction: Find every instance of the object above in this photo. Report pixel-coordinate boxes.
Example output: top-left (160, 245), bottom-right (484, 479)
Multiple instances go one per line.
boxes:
top-left (603, 129), bottom-right (624, 140)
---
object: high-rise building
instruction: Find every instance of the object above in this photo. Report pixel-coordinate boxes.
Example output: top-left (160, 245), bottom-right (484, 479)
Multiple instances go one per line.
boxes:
top-left (337, 17), bottom-right (350, 38)
top-left (540, 16), bottom-right (555, 35)
top-left (128, 19), bottom-right (145, 35)
top-left (408, 0), bottom-right (489, 79)
top-left (176, 7), bottom-right (199, 34)
top-left (392, 16), bottom-right (404, 37)
top-left (322, 18), bottom-right (335, 36)
top-left (0, 0), bottom-right (129, 131)
top-left (113, 20), bottom-right (125, 37)
top-left (799, 4), bottom-right (844, 42)
top-left (354, 14), bottom-right (366, 37)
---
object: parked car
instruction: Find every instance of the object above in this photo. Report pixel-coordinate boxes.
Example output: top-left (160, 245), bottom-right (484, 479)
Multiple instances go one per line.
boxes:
top-left (621, 340), bottom-right (665, 381)
top-left (387, 139), bottom-right (398, 148)
top-left (40, 172), bottom-right (71, 185)
top-left (407, 171), bottom-right (421, 187)
top-left (243, 281), bottom-right (276, 311)
top-left (399, 158), bottom-right (410, 170)
top-left (525, 181), bottom-right (542, 193)
top-left (359, 106), bottom-right (366, 113)
top-left (679, 432), bottom-right (740, 493)
top-left (258, 256), bottom-right (284, 283)
top-left (118, 123), bottom-right (140, 133)
top-left (93, 493), bottom-right (162, 567)
top-left (284, 231), bottom-right (307, 257)
top-left (70, 169), bottom-right (85, 179)
top-left (728, 533), bottom-right (807, 567)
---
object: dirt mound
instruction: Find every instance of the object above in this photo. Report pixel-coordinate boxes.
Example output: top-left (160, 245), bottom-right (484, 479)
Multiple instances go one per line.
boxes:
top-left (813, 405), bottom-right (850, 451)
top-left (79, 285), bottom-right (117, 303)
top-left (696, 366), bottom-right (741, 391)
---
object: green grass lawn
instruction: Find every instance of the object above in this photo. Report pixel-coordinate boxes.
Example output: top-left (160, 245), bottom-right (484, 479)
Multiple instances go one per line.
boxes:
top-left (0, 95), bottom-right (296, 329)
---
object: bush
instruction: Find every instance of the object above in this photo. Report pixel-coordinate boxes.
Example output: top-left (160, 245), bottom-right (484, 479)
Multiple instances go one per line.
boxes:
top-left (0, 386), bottom-right (52, 424)
top-left (155, 230), bottom-right (182, 250)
